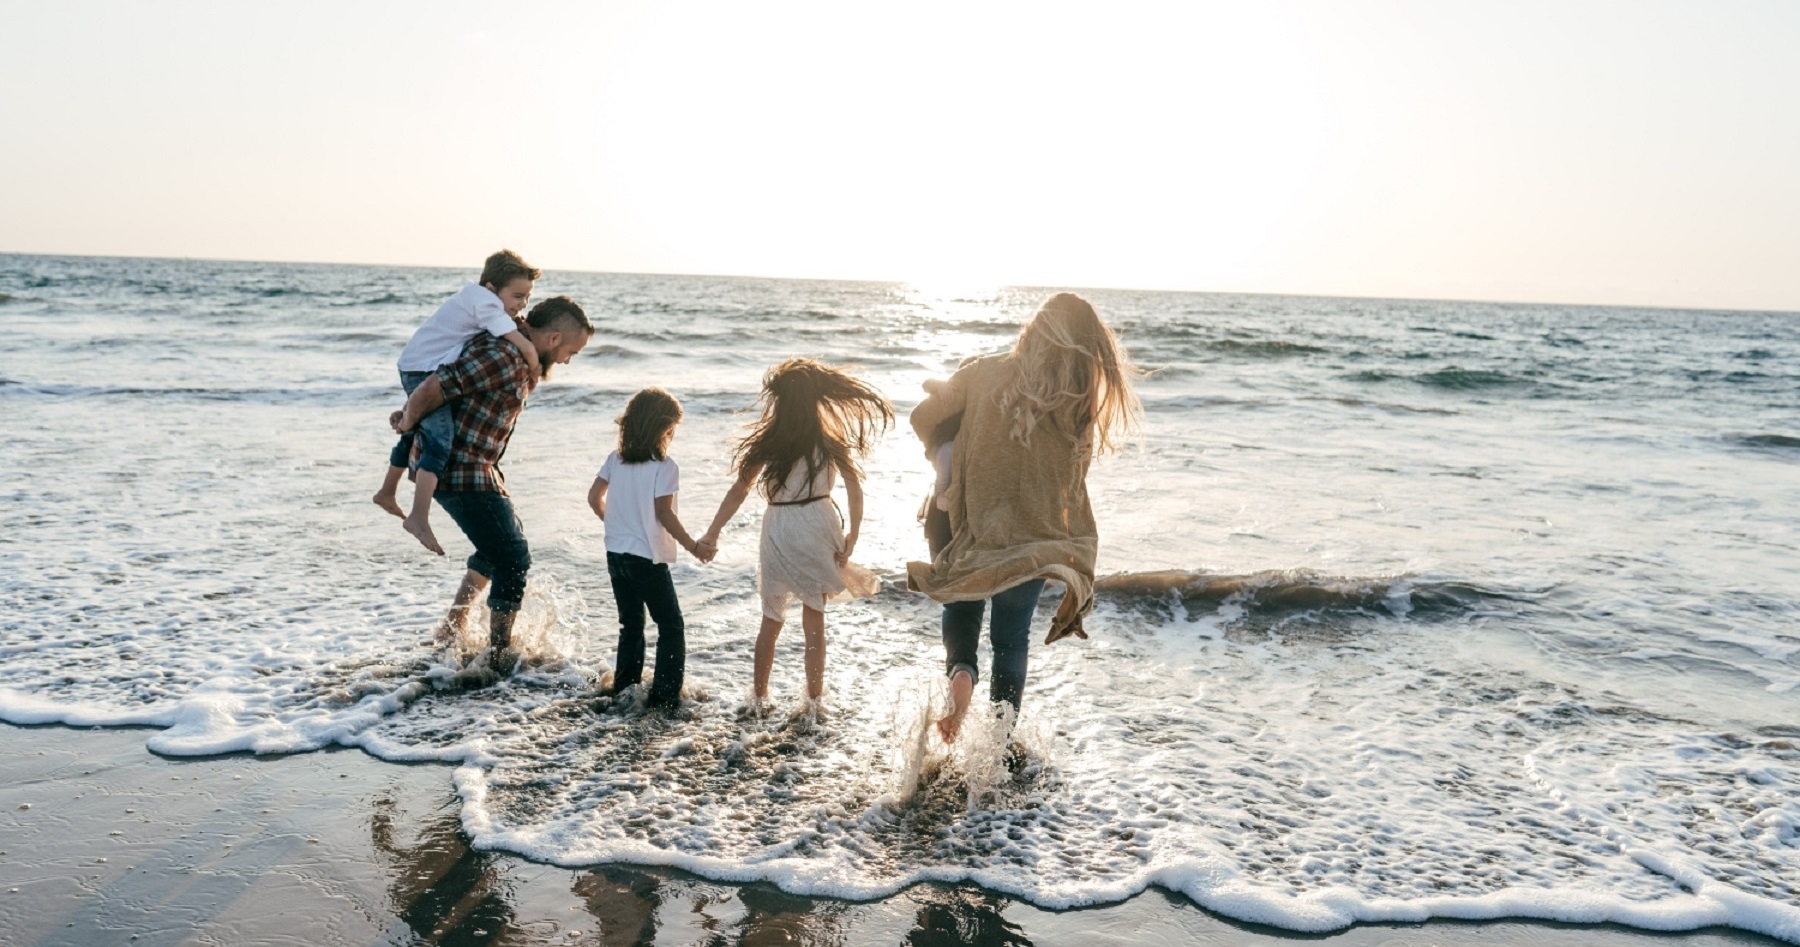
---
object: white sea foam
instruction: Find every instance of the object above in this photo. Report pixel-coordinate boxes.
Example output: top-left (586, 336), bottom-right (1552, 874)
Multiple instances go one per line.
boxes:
top-left (4, 255), bottom-right (1800, 942)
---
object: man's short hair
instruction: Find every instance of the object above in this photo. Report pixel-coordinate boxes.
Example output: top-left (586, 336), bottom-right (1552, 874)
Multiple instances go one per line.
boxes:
top-left (525, 296), bottom-right (593, 335)
top-left (480, 249), bottom-right (542, 289)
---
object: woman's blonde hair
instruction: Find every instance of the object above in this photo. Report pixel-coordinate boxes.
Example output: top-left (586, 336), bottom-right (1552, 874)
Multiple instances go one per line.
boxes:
top-left (998, 292), bottom-right (1143, 455)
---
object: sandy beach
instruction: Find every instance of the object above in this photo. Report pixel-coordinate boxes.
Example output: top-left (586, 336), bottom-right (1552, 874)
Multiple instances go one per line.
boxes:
top-left (0, 723), bottom-right (1781, 947)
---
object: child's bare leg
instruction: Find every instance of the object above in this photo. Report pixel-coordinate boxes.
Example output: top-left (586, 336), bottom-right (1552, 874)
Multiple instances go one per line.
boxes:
top-left (801, 606), bottom-right (826, 701)
top-left (403, 471), bottom-right (445, 556)
top-left (937, 668), bottom-right (974, 744)
top-left (752, 616), bottom-right (783, 700)
top-left (373, 465), bottom-right (406, 518)
top-left (437, 570), bottom-right (488, 646)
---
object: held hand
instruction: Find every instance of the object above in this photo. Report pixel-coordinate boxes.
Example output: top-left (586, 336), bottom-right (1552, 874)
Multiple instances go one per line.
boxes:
top-left (390, 409), bottom-right (412, 434)
top-left (693, 538), bottom-right (718, 564)
top-left (836, 532), bottom-right (858, 567)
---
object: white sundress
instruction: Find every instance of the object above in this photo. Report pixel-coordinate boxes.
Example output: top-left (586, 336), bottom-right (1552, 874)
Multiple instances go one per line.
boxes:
top-left (757, 458), bottom-right (881, 621)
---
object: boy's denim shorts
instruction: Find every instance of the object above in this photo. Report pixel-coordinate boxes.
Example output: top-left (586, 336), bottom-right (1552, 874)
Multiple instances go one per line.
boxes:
top-left (388, 369), bottom-right (455, 477)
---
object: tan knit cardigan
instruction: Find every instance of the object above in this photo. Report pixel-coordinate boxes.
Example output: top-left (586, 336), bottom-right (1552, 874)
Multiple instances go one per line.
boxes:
top-left (905, 354), bottom-right (1095, 643)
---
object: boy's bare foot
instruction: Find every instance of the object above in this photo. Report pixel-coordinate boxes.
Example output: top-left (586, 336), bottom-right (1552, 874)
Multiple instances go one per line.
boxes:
top-left (403, 514), bottom-right (445, 555)
top-left (373, 492), bottom-right (405, 518)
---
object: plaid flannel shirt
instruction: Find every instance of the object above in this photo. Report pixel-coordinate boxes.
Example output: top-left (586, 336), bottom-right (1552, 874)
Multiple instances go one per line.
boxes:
top-left (420, 334), bottom-right (538, 495)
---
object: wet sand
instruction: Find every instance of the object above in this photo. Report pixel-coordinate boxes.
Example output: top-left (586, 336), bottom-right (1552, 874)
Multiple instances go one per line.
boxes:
top-left (0, 723), bottom-right (1782, 947)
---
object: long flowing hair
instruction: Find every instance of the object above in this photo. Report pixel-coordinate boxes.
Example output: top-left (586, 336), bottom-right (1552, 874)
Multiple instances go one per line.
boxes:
top-left (616, 387), bottom-right (683, 463)
top-left (732, 358), bottom-right (894, 499)
top-left (997, 293), bottom-right (1143, 455)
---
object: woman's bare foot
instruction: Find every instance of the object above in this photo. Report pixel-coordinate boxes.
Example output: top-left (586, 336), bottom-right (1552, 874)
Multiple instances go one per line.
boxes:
top-left (373, 491), bottom-right (404, 518)
top-left (403, 513), bottom-right (445, 555)
top-left (936, 669), bottom-right (974, 744)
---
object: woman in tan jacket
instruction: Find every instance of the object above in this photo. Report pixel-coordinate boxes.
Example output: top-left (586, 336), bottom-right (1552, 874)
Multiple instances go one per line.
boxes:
top-left (907, 293), bottom-right (1142, 743)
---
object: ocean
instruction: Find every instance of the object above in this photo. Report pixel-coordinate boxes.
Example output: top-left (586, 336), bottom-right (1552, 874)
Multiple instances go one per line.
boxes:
top-left (2, 253), bottom-right (1797, 942)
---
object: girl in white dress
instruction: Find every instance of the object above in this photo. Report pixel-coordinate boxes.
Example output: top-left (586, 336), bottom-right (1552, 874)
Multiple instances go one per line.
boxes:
top-left (696, 358), bottom-right (892, 703)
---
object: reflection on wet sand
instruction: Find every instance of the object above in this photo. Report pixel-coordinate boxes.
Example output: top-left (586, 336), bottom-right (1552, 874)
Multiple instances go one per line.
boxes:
top-left (372, 799), bottom-right (514, 945)
top-left (572, 868), bottom-right (659, 946)
top-left (905, 887), bottom-right (1031, 947)
top-left (370, 803), bottom-right (1045, 945)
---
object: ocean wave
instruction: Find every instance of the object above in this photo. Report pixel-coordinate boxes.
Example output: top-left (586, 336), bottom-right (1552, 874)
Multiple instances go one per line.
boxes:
top-left (1203, 338), bottom-right (1327, 357)
top-left (1415, 367), bottom-right (1531, 390)
top-left (315, 331), bottom-right (402, 345)
top-left (1408, 324), bottom-right (1500, 340)
top-left (1094, 569), bottom-right (1513, 623)
top-left (0, 382), bottom-right (390, 405)
top-left (1308, 396), bottom-right (1457, 416)
top-left (1730, 434), bottom-right (1800, 451)
top-left (529, 385), bottom-right (751, 414)
top-left (1345, 367), bottom-right (1539, 392)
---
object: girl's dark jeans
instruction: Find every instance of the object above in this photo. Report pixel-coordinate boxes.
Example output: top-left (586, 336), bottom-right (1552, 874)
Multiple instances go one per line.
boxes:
top-left (388, 369), bottom-right (455, 477)
top-left (606, 551), bottom-right (686, 707)
top-left (941, 578), bottom-right (1046, 714)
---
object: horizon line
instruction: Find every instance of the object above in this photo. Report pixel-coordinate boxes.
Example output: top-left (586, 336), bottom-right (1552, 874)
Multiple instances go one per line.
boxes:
top-left (3, 247), bottom-right (1796, 318)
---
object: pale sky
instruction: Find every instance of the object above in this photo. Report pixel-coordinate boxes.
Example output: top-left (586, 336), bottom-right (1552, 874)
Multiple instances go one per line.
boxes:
top-left (3, 1), bottom-right (1797, 310)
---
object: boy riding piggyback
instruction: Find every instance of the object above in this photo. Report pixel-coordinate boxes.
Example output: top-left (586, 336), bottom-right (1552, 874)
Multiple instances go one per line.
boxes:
top-left (373, 249), bottom-right (541, 555)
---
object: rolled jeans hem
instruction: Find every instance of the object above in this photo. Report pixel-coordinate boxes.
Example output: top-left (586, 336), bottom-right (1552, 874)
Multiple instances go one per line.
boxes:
top-left (435, 490), bottom-right (531, 614)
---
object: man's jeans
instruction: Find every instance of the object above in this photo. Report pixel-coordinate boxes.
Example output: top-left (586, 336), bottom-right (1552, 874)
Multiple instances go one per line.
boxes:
top-left (606, 552), bottom-right (685, 707)
top-left (387, 369), bottom-right (454, 477)
top-left (941, 578), bottom-right (1047, 714)
top-left (434, 490), bottom-right (530, 613)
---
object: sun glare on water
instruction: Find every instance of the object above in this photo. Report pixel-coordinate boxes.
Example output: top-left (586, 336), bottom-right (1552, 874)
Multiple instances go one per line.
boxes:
top-left (899, 278), bottom-right (1016, 368)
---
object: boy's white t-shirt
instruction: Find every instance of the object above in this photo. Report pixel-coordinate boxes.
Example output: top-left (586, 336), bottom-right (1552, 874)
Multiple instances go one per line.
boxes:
top-left (596, 451), bottom-right (681, 564)
top-left (396, 283), bottom-right (519, 372)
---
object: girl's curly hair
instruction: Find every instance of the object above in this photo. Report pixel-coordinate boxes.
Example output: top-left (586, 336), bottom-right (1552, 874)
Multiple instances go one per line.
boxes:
top-left (616, 387), bottom-right (683, 463)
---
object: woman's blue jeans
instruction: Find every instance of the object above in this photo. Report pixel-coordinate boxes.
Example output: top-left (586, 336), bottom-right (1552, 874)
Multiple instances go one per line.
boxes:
top-left (941, 578), bottom-right (1046, 714)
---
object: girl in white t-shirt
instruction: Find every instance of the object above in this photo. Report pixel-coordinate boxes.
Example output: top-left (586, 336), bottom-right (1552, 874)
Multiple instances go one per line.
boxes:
top-left (588, 387), bottom-right (708, 708)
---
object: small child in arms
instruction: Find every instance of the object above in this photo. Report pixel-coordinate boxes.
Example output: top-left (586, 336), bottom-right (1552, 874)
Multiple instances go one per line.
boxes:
top-left (589, 387), bottom-right (710, 708)
top-left (921, 378), bottom-right (962, 559)
top-left (374, 249), bottom-right (540, 555)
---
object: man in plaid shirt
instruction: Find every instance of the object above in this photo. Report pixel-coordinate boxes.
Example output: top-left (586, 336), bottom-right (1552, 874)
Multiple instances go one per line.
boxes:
top-left (392, 295), bottom-right (594, 672)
